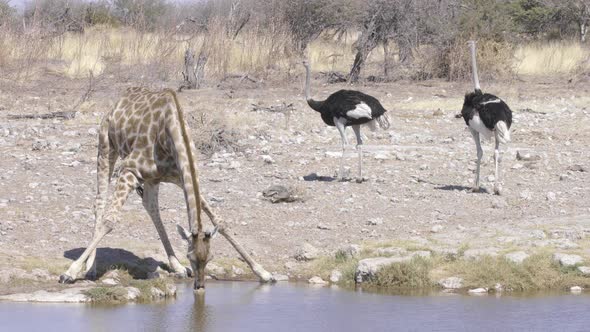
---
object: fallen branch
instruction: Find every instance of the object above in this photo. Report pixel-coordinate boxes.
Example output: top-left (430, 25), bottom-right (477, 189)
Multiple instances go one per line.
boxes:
top-left (8, 111), bottom-right (77, 120)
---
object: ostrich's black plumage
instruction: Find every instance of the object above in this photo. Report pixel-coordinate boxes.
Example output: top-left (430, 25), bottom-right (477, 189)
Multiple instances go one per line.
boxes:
top-left (460, 90), bottom-right (512, 131)
top-left (307, 89), bottom-right (389, 127)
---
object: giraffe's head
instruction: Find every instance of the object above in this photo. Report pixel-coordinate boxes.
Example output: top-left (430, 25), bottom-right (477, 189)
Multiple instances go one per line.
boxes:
top-left (177, 224), bottom-right (218, 291)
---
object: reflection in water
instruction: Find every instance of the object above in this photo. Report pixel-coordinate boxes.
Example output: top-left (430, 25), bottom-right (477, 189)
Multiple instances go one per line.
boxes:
top-left (1, 281), bottom-right (590, 332)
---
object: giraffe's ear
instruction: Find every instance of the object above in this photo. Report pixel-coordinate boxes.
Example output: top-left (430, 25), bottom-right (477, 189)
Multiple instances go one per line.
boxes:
top-left (177, 225), bottom-right (192, 242)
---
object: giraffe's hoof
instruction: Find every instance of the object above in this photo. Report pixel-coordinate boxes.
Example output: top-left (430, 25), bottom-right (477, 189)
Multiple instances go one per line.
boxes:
top-left (59, 274), bottom-right (75, 284)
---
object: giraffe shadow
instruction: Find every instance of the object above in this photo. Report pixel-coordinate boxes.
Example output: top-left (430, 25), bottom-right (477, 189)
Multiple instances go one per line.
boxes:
top-left (435, 185), bottom-right (490, 194)
top-left (63, 247), bottom-right (165, 280)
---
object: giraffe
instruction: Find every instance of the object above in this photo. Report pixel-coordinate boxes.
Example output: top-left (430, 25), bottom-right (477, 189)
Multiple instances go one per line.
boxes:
top-left (59, 87), bottom-right (272, 290)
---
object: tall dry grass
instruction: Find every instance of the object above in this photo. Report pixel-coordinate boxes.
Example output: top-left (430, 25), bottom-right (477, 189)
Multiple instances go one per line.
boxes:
top-left (1, 23), bottom-right (590, 82)
top-left (514, 41), bottom-right (590, 76)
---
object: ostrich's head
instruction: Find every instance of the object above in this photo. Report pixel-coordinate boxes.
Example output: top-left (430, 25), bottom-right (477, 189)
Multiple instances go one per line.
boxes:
top-left (177, 224), bottom-right (218, 292)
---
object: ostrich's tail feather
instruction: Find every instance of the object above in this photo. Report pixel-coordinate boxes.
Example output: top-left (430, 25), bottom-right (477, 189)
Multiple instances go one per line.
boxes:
top-left (495, 121), bottom-right (510, 144)
top-left (376, 113), bottom-right (391, 130)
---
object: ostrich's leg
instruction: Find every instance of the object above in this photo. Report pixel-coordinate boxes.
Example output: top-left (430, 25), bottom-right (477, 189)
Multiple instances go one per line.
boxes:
top-left (470, 129), bottom-right (483, 192)
top-left (493, 135), bottom-right (502, 195)
top-left (334, 118), bottom-right (348, 180)
top-left (352, 125), bottom-right (363, 181)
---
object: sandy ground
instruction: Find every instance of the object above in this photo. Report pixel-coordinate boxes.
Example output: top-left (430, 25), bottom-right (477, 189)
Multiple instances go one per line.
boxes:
top-left (0, 72), bottom-right (589, 294)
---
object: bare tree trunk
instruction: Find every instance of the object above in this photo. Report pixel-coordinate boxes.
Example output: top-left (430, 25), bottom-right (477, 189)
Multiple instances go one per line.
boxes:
top-left (179, 49), bottom-right (197, 92)
top-left (195, 52), bottom-right (208, 89)
top-left (348, 19), bottom-right (378, 83)
top-left (383, 39), bottom-right (392, 79)
top-left (581, 22), bottom-right (587, 42)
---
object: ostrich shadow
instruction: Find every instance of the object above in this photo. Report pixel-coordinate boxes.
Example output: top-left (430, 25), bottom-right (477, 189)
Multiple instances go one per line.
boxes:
top-left (64, 247), bottom-right (165, 280)
top-left (302, 173), bottom-right (336, 182)
top-left (435, 184), bottom-right (490, 194)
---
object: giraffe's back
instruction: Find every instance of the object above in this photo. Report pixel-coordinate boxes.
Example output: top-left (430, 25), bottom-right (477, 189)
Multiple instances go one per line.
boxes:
top-left (105, 87), bottom-right (182, 181)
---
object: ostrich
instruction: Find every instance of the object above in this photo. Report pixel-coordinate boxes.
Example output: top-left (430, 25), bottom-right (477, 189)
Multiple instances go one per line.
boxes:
top-left (459, 41), bottom-right (512, 195)
top-left (302, 59), bottom-right (390, 181)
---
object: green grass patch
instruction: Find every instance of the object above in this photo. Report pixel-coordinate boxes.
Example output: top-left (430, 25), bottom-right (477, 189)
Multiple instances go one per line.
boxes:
top-left (368, 258), bottom-right (435, 289)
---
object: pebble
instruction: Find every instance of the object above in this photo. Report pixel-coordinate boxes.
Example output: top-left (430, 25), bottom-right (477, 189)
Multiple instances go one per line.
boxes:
top-left (329, 270), bottom-right (342, 283)
top-left (367, 218), bottom-right (383, 226)
top-left (294, 243), bottom-right (319, 261)
top-left (546, 192), bottom-right (556, 201)
top-left (431, 225), bottom-right (444, 233)
top-left (468, 288), bottom-right (488, 294)
top-left (504, 251), bottom-right (530, 264)
top-left (308, 276), bottom-right (327, 285)
top-left (571, 286), bottom-right (583, 293)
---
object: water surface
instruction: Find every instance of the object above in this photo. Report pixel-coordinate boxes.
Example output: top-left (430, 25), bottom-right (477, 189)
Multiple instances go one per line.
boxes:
top-left (1, 282), bottom-right (589, 331)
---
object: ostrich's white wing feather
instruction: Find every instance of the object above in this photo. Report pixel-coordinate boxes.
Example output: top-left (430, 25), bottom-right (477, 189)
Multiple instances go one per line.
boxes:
top-left (346, 102), bottom-right (372, 119)
top-left (480, 99), bottom-right (501, 105)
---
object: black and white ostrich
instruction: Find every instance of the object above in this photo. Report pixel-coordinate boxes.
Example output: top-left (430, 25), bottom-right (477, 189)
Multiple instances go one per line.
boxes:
top-left (459, 41), bottom-right (512, 195)
top-left (302, 59), bottom-right (391, 181)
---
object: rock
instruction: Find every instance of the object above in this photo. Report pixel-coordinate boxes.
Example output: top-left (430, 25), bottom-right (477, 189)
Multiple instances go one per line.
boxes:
top-left (272, 273), bottom-right (289, 282)
top-left (463, 248), bottom-right (499, 260)
top-left (375, 247), bottom-right (407, 256)
top-left (530, 230), bottom-right (547, 239)
top-left (433, 247), bottom-right (459, 259)
top-left (330, 270), bottom-right (342, 283)
top-left (147, 266), bottom-right (169, 279)
top-left (295, 243), bottom-right (319, 261)
top-left (231, 265), bottom-right (244, 276)
top-left (0, 287), bottom-right (90, 303)
top-left (546, 192), bottom-right (556, 201)
top-left (317, 223), bottom-right (331, 230)
top-left (468, 288), bottom-right (488, 294)
top-left (125, 287), bottom-right (141, 300)
top-left (308, 276), bottom-right (327, 285)
top-left (567, 165), bottom-right (588, 172)
top-left (516, 150), bottom-right (541, 161)
top-left (262, 185), bottom-right (298, 203)
top-left (102, 278), bottom-right (119, 285)
top-left (553, 253), bottom-right (584, 267)
top-left (494, 283), bottom-right (504, 292)
top-left (355, 256), bottom-right (412, 283)
top-left (492, 198), bottom-right (508, 209)
top-left (577, 266), bottom-right (590, 276)
top-left (504, 251), bottom-right (530, 264)
top-left (150, 287), bottom-right (165, 298)
top-left (367, 218), bottom-right (383, 226)
top-left (431, 225), bottom-right (444, 233)
top-left (438, 277), bottom-right (463, 289)
top-left (571, 286), bottom-right (583, 293)
top-left (206, 262), bottom-right (226, 277)
top-left (165, 283), bottom-right (177, 297)
top-left (335, 244), bottom-right (361, 259)
top-left (261, 155), bottom-right (274, 164)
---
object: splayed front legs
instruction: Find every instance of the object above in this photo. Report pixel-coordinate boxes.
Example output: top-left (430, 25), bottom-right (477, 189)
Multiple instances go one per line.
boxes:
top-left (470, 129), bottom-right (483, 192)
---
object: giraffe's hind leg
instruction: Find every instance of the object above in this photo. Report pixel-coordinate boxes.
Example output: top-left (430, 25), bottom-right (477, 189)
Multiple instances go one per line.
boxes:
top-left (59, 169), bottom-right (139, 284)
top-left (142, 182), bottom-right (192, 277)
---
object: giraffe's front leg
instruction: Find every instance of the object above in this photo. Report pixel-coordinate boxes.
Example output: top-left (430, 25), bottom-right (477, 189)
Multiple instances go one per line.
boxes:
top-left (59, 169), bottom-right (138, 284)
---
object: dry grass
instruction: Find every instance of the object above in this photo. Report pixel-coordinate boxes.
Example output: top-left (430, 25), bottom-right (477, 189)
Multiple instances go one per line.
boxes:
top-left (515, 41), bottom-right (590, 76)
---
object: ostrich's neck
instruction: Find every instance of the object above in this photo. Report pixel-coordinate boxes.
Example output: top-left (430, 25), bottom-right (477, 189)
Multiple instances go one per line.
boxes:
top-left (469, 41), bottom-right (481, 91)
top-left (304, 65), bottom-right (322, 112)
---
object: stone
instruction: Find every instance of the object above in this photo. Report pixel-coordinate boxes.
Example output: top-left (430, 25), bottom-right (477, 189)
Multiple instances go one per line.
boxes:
top-left (165, 283), bottom-right (177, 297)
top-left (206, 262), bottom-right (226, 277)
top-left (571, 286), bottom-right (583, 293)
top-left (431, 225), bottom-right (444, 233)
top-left (546, 192), bottom-right (556, 201)
top-left (262, 185), bottom-right (298, 203)
top-left (150, 287), bottom-right (165, 298)
top-left (578, 266), bottom-right (590, 276)
top-left (317, 223), bottom-right (331, 230)
top-left (530, 230), bottom-right (547, 239)
top-left (553, 253), bottom-right (584, 267)
top-left (125, 287), bottom-right (141, 301)
top-left (308, 276), bottom-right (327, 285)
top-left (492, 198), bottom-right (508, 209)
top-left (367, 218), bottom-right (383, 226)
top-left (438, 277), bottom-right (463, 289)
top-left (468, 288), bottom-right (488, 294)
top-left (330, 270), bottom-right (342, 283)
top-left (147, 266), bottom-right (169, 279)
top-left (375, 247), bottom-right (407, 257)
top-left (335, 244), bottom-right (361, 259)
top-left (0, 287), bottom-right (90, 303)
top-left (102, 278), bottom-right (119, 285)
top-left (504, 251), bottom-right (530, 264)
top-left (231, 265), bottom-right (244, 276)
top-left (516, 150), bottom-right (541, 161)
top-left (261, 155), bottom-right (274, 164)
top-left (295, 243), bottom-right (319, 261)
top-left (355, 256), bottom-right (412, 283)
top-left (272, 273), bottom-right (289, 282)
top-left (463, 248), bottom-right (499, 260)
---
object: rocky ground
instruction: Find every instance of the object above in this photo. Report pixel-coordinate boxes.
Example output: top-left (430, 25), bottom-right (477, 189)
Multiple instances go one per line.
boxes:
top-left (0, 72), bottom-right (589, 299)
